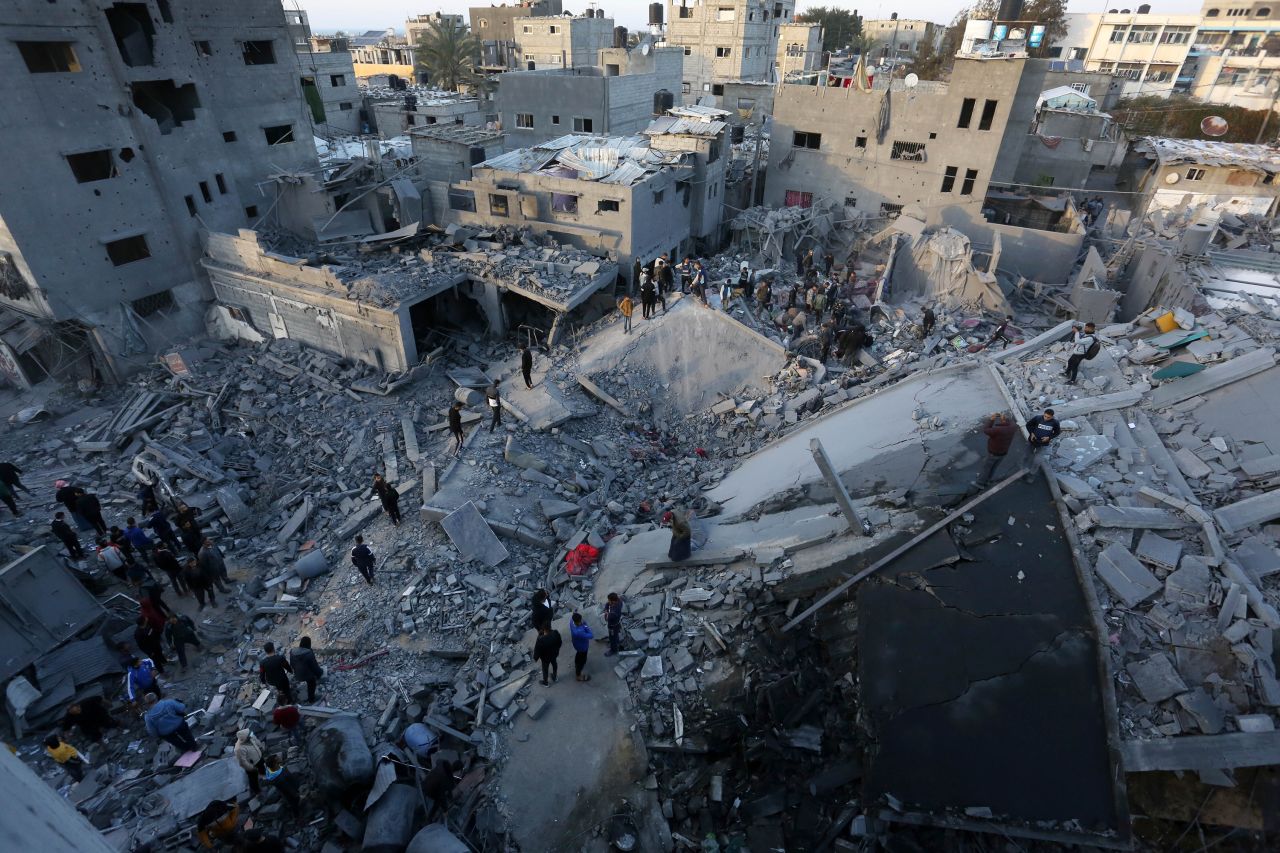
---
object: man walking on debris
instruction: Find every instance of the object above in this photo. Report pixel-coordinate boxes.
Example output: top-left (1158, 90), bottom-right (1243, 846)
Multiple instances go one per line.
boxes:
top-left (658, 255), bottom-right (674, 312)
top-left (272, 701), bottom-right (306, 748)
top-left (263, 754), bottom-right (302, 816)
top-left (260, 642), bottom-right (294, 703)
top-left (448, 402), bottom-right (466, 455)
top-left (234, 728), bottom-right (266, 795)
top-left (921, 306), bottom-right (936, 338)
top-left (198, 538), bottom-right (230, 592)
top-left (148, 509), bottom-right (180, 552)
top-left (1065, 322), bottom-right (1098, 385)
top-left (679, 255), bottom-right (692, 293)
top-left (166, 612), bottom-right (201, 671)
top-left (533, 623), bottom-right (562, 686)
top-left (124, 517), bottom-right (154, 564)
top-left (618, 294), bottom-right (634, 334)
top-left (691, 261), bottom-right (707, 304)
top-left (985, 315), bottom-right (1015, 350)
top-left (52, 511), bottom-right (84, 558)
top-left (45, 733), bottom-right (87, 782)
top-left (78, 490), bottom-right (107, 534)
top-left (134, 618), bottom-right (169, 673)
top-left (183, 557), bottom-right (217, 609)
top-left (603, 592), bottom-right (624, 656)
top-left (977, 413), bottom-right (1018, 487)
top-left (152, 544), bottom-right (184, 597)
top-left (126, 656), bottom-right (163, 703)
top-left (0, 461), bottom-right (29, 495)
top-left (372, 473), bottom-right (402, 524)
top-left (290, 636), bottom-right (323, 702)
top-left (0, 478), bottom-right (22, 517)
top-left (570, 612), bottom-right (593, 682)
top-left (1026, 408), bottom-right (1062, 455)
top-left (484, 381), bottom-right (502, 434)
top-left (144, 694), bottom-right (199, 753)
top-left (350, 535), bottom-right (376, 585)
top-left (520, 343), bottom-right (534, 389)
top-left (531, 588), bottom-right (553, 632)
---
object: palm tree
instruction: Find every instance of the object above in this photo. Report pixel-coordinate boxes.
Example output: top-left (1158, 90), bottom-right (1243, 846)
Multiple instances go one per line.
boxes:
top-left (413, 19), bottom-right (481, 92)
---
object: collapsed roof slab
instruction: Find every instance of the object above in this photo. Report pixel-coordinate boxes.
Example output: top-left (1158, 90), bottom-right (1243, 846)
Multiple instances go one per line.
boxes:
top-left (704, 363), bottom-right (1008, 520)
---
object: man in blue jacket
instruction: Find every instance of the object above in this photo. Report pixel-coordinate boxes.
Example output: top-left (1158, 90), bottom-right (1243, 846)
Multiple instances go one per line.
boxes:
top-left (144, 694), bottom-right (199, 753)
top-left (125, 656), bottom-right (162, 704)
top-left (570, 612), bottom-right (594, 683)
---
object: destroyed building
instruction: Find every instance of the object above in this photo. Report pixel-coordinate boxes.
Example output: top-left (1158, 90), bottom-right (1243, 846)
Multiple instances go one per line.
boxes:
top-left (664, 0), bottom-right (795, 103)
top-left (287, 6), bottom-right (362, 135)
top-left (366, 89), bottom-right (491, 138)
top-left (447, 112), bottom-right (728, 275)
top-left (0, 0), bottom-right (323, 388)
top-left (1131, 137), bottom-right (1280, 219)
top-left (495, 45), bottom-right (685, 149)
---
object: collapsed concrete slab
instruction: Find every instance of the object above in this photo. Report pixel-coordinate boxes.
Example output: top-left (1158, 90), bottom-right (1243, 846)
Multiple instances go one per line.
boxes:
top-left (1150, 347), bottom-right (1277, 409)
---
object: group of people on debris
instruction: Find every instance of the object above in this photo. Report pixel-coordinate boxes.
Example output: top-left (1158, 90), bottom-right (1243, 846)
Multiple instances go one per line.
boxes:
top-left (529, 589), bottom-right (626, 686)
top-left (618, 253), bottom-right (710, 328)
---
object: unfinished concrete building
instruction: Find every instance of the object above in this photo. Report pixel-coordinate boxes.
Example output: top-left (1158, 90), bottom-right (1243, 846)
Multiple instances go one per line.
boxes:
top-left (776, 21), bottom-right (823, 78)
top-left (471, 0), bottom-right (563, 72)
top-left (665, 0), bottom-right (795, 102)
top-left (496, 46), bottom-right (683, 148)
top-left (368, 89), bottom-right (491, 138)
top-left (862, 17), bottom-right (941, 64)
top-left (449, 111), bottom-right (729, 276)
top-left (405, 11), bottom-right (466, 48)
top-left (286, 7), bottom-right (361, 135)
top-left (514, 10), bottom-right (614, 70)
top-left (0, 0), bottom-right (321, 387)
top-left (766, 55), bottom-right (1021, 222)
top-left (411, 125), bottom-right (506, 219)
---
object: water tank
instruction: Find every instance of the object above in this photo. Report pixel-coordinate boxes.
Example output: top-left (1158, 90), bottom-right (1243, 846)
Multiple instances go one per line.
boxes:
top-left (585, 8), bottom-right (594, 17)
top-left (1180, 221), bottom-right (1215, 256)
top-left (649, 2), bottom-right (663, 25)
top-left (890, 12), bottom-right (897, 20)
top-left (469, 146), bottom-right (487, 166)
top-left (614, 26), bottom-right (628, 48)
top-left (997, 0), bottom-right (1023, 20)
top-left (404, 93), bottom-right (417, 111)
top-left (653, 89), bottom-right (674, 116)
top-left (1137, 3), bottom-right (1151, 12)
top-left (731, 124), bottom-right (745, 144)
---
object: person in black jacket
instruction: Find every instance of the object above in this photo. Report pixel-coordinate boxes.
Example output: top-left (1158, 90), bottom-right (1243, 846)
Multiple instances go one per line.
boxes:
top-left (520, 344), bottom-right (534, 390)
top-left (530, 589), bottom-right (553, 632)
top-left (165, 613), bottom-right (201, 670)
top-left (0, 461), bottom-right (29, 494)
top-left (1026, 408), bottom-right (1061, 454)
top-left (289, 636), bottom-right (323, 702)
top-left (259, 642), bottom-right (294, 703)
top-left (51, 511), bottom-right (84, 558)
top-left (533, 624), bottom-right (562, 686)
top-left (78, 492), bottom-right (108, 535)
top-left (448, 402), bottom-right (465, 456)
top-left (372, 474), bottom-right (401, 525)
top-left (154, 545), bottom-right (187, 596)
top-left (350, 535), bottom-right (375, 584)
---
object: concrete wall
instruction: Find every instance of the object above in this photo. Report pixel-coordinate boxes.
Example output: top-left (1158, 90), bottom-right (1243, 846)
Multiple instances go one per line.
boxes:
top-left (297, 50), bottom-right (361, 134)
top-left (203, 230), bottom-right (416, 370)
top-left (370, 97), bottom-right (489, 137)
top-left (776, 22), bottom-right (822, 76)
top-left (0, 746), bottom-right (114, 852)
top-left (515, 15), bottom-right (614, 69)
top-left (862, 18), bottom-right (939, 60)
top-left (495, 47), bottom-right (682, 148)
top-left (935, 206), bottom-right (1086, 283)
top-left (0, 0), bottom-right (319, 372)
top-left (765, 57), bottom-right (1024, 219)
top-left (720, 81), bottom-right (774, 125)
top-left (666, 0), bottom-right (794, 101)
top-left (1143, 161), bottom-right (1280, 216)
top-left (470, 0), bottom-right (562, 45)
top-left (1011, 110), bottom-right (1125, 189)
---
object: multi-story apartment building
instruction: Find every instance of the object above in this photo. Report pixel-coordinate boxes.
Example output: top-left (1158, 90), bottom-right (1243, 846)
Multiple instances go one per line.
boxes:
top-left (776, 22), bottom-right (823, 78)
top-left (406, 11), bottom-right (466, 49)
top-left (349, 30), bottom-right (416, 81)
top-left (515, 12), bottom-right (615, 70)
top-left (1053, 3), bottom-right (1280, 110)
top-left (284, 5), bottom-right (361, 134)
top-left (0, 0), bottom-right (322, 385)
top-left (862, 17), bottom-right (941, 65)
top-left (664, 0), bottom-right (796, 102)
top-left (471, 0), bottom-right (564, 71)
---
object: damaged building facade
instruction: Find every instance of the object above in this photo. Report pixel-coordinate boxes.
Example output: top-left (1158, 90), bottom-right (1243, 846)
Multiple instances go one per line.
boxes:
top-left (0, 0), bottom-right (321, 386)
top-left (665, 0), bottom-right (795, 102)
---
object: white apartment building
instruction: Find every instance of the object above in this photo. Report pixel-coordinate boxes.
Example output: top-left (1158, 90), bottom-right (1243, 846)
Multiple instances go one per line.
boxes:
top-left (664, 0), bottom-right (796, 102)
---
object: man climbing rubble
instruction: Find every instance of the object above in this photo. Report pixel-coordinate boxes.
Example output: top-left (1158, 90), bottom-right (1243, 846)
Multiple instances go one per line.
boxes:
top-left (259, 642), bottom-right (294, 704)
top-left (485, 380), bottom-right (502, 433)
top-left (350, 535), bottom-right (376, 585)
top-left (448, 402), bottom-right (466, 454)
top-left (984, 315), bottom-right (1015, 350)
top-left (1065, 322), bottom-right (1099, 385)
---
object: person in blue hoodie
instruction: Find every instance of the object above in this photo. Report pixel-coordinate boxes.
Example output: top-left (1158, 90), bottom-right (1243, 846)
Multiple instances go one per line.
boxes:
top-left (569, 612), bottom-right (594, 683)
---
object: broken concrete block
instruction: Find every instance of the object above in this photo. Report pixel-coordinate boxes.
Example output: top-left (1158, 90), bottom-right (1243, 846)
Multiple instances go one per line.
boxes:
top-left (488, 675), bottom-right (530, 710)
top-left (1217, 583), bottom-right (1245, 633)
top-left (1055, 473), bottom-right (1099, 502)
top-left (1094, 542), bottom-right (1162, 608)
top-left (1084, 505), bottom-right (1184, 530)
top-left (640, 656), bottom-right (664, 679)
top-left (1054, 434), bottom-right (1116, 470)
top-left (440, 502), bottom-right (509, 567)
top-left (1237, 714), bottom-right (1276, 733)
top-left (1177, 687), bottom-right (1226, 734)
top-left (1165, 556), bottom-right (1213, 606)
top-left (1216, 490), bottom-right (1280, 535)
top-left (1126, 654), bottom-right (1188, 703)
top-left (538, 499), bottom-right (579, 521)
top-left (1172, 447), bottom-right (1212, 480)
top-left (668, 647), bottom-right (695, 674)
top-left (525, 696), bottom-right (548, 720)
top-left (1135, 531), bottom-right (1183, 571)
top-left (504, 436), bottom-right (548, 473)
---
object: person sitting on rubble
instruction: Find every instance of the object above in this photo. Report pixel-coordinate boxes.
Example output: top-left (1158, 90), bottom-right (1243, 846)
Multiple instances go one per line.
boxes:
top-left (196, 798), bottom-right (240, 849)
top-left (44, 733), bottom-right (87, 782)
top-left (668, 511), bottom-right (693, 562)
top-left (62, 697), bottom-right (121, 743)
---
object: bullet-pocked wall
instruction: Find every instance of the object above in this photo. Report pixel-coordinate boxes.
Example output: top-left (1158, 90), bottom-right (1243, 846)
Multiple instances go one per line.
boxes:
top-left (0, 0), bottom-right (320, 341)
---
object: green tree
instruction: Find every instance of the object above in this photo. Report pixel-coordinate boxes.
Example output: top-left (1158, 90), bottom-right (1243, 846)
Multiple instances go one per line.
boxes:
top-left (413, 19), bottom-right (482, 91)
top-left (1111, 95), bottom-right (1267, 143)
top-left (796, 5), bottom-right (863, 54)
top-left (910, 36), bottom-right (946, 80)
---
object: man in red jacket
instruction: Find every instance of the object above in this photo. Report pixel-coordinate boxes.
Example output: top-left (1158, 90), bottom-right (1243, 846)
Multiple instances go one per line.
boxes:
top-left (977, 412), bottom-right (1018, 487)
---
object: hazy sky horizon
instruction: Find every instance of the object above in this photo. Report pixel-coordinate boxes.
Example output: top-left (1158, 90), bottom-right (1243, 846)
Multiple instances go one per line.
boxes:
top-left (287, 0), bottom-right (1208, 35)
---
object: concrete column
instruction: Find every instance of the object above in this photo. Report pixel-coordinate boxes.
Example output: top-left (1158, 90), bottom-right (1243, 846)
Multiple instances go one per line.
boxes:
top-left (809, 437), bottom-right (871, 535)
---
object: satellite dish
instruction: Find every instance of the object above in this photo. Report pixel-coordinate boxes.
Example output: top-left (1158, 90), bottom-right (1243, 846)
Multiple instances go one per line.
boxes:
top-left (1201, 115), bottom-right (1229, 137)
top-left (904, 73), bottom-right (919, 88)
top-left (640, 40), bottom-right (651, 55)
top-left (1165, 172), bottom-right (1181, 184)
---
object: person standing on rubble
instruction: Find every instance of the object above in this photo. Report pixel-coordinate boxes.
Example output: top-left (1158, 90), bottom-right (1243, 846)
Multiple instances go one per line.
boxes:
top-left (1, 479), bottom-right (27, 517)
top-left (147, 508), bottom-right (181, 552)
top-left (977, 413), bottom-right (1018, 487)
top-left (97, 539), bottom-right (127, 580)
top-left (290, 636), bottom-right (323, 702)
top-left (350, 534), bottom-right (376, 585)
top-left (520, 342), bottom-right (535, 389)
top-left (823, 250), bottom-right (835, 275)
top-left (137, 480), bottom-right (159, 515)
top-left (448, 401), bottom-right (466, 455)
top-left (679, 255), bottom-right (693, 293)
top-left (198, 537), bottom-right (231, 592)
top-left (618, 294), bottom-right (635, 334)
top-left (570, 612), bottom-right (593, 682)
top-left (166, 612), bottom-right (201, 671)
top-left (691, 261), bottom-right (707, 304)
top-left (234, 729), bottom-right (267, 796)
top-left (985, 315), bottom-right (1015, 350)
top-left (1026, 408), bottom-right (1062, 455)
top-left (272, 701), bottom-right (306, 748)
top-left (533, 623), bottom-right (562, 686)
top-left (794, 248), bottom-right (806, 277)
top-left (78, 490), bottom-right (107, 535)
top-left (183, 557), bottom-right (217, 609)
top-left (372, 473), bottom-right (402, 524)
top-left (639, 270), bottom-right (656, 319)
top-left (658, 255), bottom-right (674, 312)
top-left (631, 258), bottom-right (642, 297)
top-left (145, 694), bottom-right (199, 753)
top-left (1065, 322), bottom-right (1098, 385)
top-left (531, 588), bottom-right (553, 633)
top-left (259, 642), bottom-right (295, 704)
top-left (738, 262), bottom-right (752, 302)
top-left (51, 511), bottom-right (84, 559)
top-left (62, 698), bottom-right (121, 743)
top-left (262, 754), bottom-right (303, 817)
top-left (922, 306), bottom-right (936, 338)
top-left (55, 481), bottom-right (87, 527)
top-left (134, 617), bottom-right (169, 673)
top-left (603, 593), bottom-right (624, 657)
top-left (0, 461), bottom-right (29, 495)
top-left (155, 544), bottom-right (187, 596)
top-left (124, 517), bottom-right (154, 565)
top-left (484, 381), bottom-right (502, 434)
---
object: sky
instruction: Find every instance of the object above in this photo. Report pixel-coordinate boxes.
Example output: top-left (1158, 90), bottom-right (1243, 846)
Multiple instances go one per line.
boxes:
top-left (292, 0), bottom-right (1207, 35)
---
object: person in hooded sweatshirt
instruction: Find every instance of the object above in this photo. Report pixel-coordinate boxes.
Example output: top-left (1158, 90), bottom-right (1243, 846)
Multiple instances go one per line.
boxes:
top-left (569, 612), bottom-right (594, 682)
top-left (234, 728), bottom-right (266, 795)
top-left (533, 624), bottom-right (562, 686)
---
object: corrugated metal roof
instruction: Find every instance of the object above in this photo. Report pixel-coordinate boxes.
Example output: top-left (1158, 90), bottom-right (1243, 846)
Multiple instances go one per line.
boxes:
top-left (1136, 137), bottom-right (1280, 173)
top-left (34, 636), bottom-right (120, 689)
top-left (668, 104), bottom-right (732, 119)
top-left (478, 134), bottom-right (682, 186)
top-left (645, 118), bottom-right (726, 137)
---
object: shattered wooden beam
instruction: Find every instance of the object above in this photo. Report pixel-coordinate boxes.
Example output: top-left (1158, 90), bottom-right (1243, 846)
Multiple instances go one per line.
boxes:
top-left (782, 467), bottom-right (1028, 632)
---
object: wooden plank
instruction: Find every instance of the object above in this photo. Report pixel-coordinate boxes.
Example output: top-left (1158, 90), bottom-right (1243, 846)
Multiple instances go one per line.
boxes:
top-left (1122, 732), bottom-right (1280, 772)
